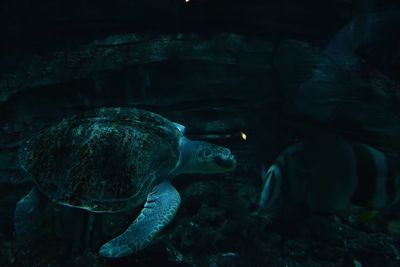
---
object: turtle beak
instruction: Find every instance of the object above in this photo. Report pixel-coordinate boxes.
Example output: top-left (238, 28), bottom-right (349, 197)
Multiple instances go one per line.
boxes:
top-left (215, 150), bottom-right (236, 171)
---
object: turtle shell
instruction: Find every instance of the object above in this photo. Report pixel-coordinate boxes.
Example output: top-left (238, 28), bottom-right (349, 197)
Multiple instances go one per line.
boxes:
top-left (21, 107), bottom-right (182, 212)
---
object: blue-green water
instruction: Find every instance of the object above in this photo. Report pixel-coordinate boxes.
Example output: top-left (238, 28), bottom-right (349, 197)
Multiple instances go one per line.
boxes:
top-left (0, 1), bottom-right (400, 266)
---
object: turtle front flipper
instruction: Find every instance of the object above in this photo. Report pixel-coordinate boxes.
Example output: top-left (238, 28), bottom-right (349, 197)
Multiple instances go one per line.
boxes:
top-left (14, 188), bottom-right (46, 236)
top-left (99, 181), bottom-right (181, 258)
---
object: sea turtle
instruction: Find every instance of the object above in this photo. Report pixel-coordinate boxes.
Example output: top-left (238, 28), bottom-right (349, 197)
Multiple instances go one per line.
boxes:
top-left (14, 107), bottom-right (236, 258)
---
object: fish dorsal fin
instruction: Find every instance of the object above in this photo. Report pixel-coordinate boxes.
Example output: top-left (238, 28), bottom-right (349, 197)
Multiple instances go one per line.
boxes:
top-left (173, 122), bottom-right (186, 135)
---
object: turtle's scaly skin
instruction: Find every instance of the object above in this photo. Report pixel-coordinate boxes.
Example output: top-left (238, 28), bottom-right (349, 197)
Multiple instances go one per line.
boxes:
top-left (22, 108), bottom-right (181, 212)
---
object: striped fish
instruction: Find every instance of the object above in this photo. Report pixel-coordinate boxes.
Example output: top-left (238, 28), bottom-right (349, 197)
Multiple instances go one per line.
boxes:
top-left (259, 134), bottom-right (400, 214)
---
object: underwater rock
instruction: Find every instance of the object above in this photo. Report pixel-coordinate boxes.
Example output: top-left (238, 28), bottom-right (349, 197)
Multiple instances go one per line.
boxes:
top-left (209, 252), bottom-right (242, 267)
top-left (1, 175), bottom-right (400, 266)
top-left (0, 34), bottom-right (273, 104)
top-left (346, 233), bottom-right (400, 266)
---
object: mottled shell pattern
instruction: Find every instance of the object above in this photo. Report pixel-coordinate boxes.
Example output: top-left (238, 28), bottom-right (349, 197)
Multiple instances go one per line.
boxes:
top-left (21, 108), bottom-right (182, 212)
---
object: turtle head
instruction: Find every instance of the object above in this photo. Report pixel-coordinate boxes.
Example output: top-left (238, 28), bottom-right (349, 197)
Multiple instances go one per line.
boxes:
top-left (177, 138), bottom-right (236, 174)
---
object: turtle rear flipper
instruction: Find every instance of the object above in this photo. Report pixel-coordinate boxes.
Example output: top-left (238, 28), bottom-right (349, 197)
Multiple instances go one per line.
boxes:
top-left (99, 181), bottom-right (181, 258)
top-left (14, 188), bottom-right (47, 236)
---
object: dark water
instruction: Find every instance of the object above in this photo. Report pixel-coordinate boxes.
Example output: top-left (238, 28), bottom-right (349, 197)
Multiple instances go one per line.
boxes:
top-left (1, 0), bottom-right (400, 266)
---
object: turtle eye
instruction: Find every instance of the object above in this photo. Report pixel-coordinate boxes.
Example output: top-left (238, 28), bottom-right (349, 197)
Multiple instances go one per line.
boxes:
top-left (203, 149), bottom-right (212, 158)
top-left (199, 149), bottom-right (212, 162)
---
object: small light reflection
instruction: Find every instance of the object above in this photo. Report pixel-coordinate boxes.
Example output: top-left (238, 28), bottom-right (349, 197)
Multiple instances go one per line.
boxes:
top-left (241, 132), bottom-right (247, 141)
top-left (185, 0), bottom-right (190, 2)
